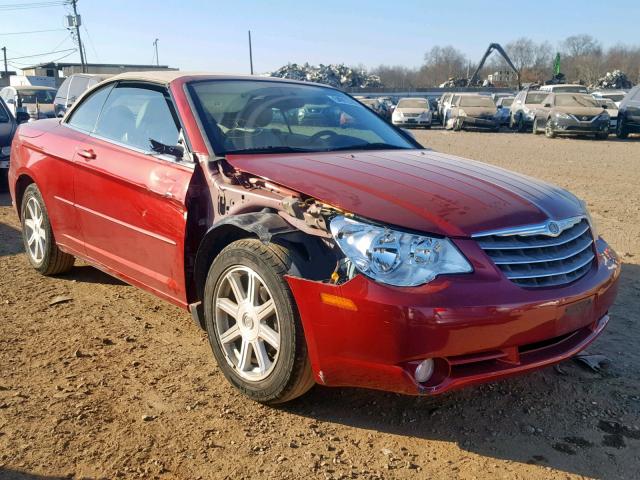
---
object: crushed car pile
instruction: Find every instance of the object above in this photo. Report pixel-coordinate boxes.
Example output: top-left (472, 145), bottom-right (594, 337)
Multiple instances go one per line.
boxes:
top-left (591, 70), bottom-right (634, 90)
top-left (270, 63), bottom-right (383, 88)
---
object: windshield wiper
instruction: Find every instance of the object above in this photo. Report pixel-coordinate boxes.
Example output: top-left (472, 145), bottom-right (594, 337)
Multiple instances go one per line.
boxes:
top-left (224, 146), bottom-right (311, 155)
top-left (325, 143), bottom-right (410, 152)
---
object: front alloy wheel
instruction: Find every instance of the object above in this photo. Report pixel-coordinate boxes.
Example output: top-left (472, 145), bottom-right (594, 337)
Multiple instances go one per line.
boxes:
top-left (203, 239), bottom-right (314, 404)
top-left (616, 116), bottom-right (629, 139)
top-left (545, 121), bottom-right (556, 139)
top-left (214, 265), bottom-right (281, 382)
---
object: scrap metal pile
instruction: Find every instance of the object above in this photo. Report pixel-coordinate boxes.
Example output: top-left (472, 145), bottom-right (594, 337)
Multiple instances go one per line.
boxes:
top-left (592, 70), bottom-right (634, 89)
top-left (270, 63), bottom-right (383, 88)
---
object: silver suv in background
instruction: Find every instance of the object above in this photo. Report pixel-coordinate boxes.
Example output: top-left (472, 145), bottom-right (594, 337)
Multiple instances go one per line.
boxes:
top-left (510, 89), bottom-right (549, 132)
top-left (54, 73), bottom-right (111, 117)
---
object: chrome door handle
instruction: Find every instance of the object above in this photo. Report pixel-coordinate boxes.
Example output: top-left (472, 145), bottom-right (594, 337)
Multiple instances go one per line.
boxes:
top-left (78, 148), bottom-right (96, 160)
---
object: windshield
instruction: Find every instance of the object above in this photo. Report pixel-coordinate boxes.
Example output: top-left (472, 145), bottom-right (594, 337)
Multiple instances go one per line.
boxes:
top-left (188, 80), bottom-right (415, 155)
top-left (0, 100), bottom-right (9, 122)
top-left (397, 98), bottom-right (428, 109)
top-left (555, 94), bottom-right (600, 108)
top-left (601, 93), bottom-right (624, 102)
top-left (459, 96), bottom-right (495, 108)
top-left (17, 89), bottom-right (55, 104)
top-left (525, 92), bottom-right (548, 104)
top-left (551, 86), bottom-right (588, 93)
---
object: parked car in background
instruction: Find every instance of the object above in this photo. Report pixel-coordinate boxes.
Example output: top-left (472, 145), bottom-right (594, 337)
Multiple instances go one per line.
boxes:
top-left (296, 104), bottom-right (340, 126)
top-left (9, 73), bottom-right (620, 404)
top-left (391, 97), bottom-right (432, 128)
top-left (359, 98), bottom-right (390, 119)
top-left (532, 93), bottom-right (609, 139)
top-left (446, 94), bottom-right (498, 131)
top-left (590, 89), bottom-right (627, 107)
top-left (594, 98), bottom-right (618, 130)
top-left (54, 73), bottom-right (111, 117)
top-left (510, 89), bottom-right (549, 131)
top-left (615, 84), bottom-right (640, 139)
top-left (0, 85), bottom-right (57, 121)
top-left (438, 92), bottom-right (454, 123)
top-left (495, 96), bottom-right (514, 126)
top-left (0, 98), bottom-right (29, 190)
top-left (539, 84), bottom-right (588, 94)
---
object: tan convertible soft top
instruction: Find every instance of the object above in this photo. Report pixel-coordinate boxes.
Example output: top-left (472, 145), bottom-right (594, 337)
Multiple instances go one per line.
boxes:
top-left (105, 71), bottom-right (327, 88)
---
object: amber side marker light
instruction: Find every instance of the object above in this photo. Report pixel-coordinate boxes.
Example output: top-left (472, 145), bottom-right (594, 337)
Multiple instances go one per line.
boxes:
top-left (320, 293), bottom-right (358, 311)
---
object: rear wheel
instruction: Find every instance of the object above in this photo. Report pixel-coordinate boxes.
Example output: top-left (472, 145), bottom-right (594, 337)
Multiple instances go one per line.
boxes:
top-left (203, 239), bottom-right (314, 404)
top-left (20, 184), bottom-right (75, 275)
top-left (616, 116), bottom-right (629, 139)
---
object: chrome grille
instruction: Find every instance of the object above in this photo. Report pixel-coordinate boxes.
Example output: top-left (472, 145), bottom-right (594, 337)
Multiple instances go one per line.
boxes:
top-left (475, 219), bottom-right (595, 288)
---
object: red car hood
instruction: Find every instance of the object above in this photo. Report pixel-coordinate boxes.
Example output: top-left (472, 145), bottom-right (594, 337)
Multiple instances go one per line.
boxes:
top-left (226, 149), bottom-right (584, 237)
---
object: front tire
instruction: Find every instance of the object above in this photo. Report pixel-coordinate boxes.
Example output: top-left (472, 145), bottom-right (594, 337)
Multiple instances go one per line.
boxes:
top-left (203, 239), bottom-right (314, 404)
top-left (545, 121), bottom-right (556, 139)
top-left (616, 116), bottom-right (629, 139)
top-left (20, 184), bottom-right (75, 275)
top-left (532, 118), bottom-right (541, 135)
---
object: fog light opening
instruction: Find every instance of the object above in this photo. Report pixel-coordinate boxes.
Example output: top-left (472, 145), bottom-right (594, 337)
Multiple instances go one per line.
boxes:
top-left (414, 358), bottom-right (435, 384)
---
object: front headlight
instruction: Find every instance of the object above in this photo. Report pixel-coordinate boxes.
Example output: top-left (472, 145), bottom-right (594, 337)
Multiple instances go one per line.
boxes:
top-left (597, 112), bottom-right (610, 120)
top-left (553, 111), bottom-right (572, 120)
top-left (330, 216), bottom-right (472, 286)
top-left (1, 146), bottom-right (10, 156)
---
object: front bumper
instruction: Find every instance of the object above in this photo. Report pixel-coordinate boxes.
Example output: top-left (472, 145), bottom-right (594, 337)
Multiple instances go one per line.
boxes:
top-left (392, 118), bottom-right (432, 127)
top-left (550, 117), bottom-right (609, 135)
top-left (287, 238), bottom-right (620, 396)
top-left (459, 115), bottom-right (498, 129)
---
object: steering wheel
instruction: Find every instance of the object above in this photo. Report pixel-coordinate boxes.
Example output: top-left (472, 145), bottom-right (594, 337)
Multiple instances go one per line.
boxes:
top-left (308, 130), bottom-right (340, 145)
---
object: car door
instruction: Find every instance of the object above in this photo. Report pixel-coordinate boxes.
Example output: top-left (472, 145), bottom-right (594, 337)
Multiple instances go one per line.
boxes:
top-left (627, 87), bottom-right (640, 127)
top-left (535, 94), bottom-right (553, 127)
top-left (72, 81), bottom-right (194, 306)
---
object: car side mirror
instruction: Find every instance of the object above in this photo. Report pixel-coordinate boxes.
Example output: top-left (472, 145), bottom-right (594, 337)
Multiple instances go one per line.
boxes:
top-left (16, 111), bottom-right (31, 124)
top-left (497, 105), bottom-right (503, 109)
top-left (544, 103), bottom-right (552, 108)
top-left (601, 104), bottom-right (608, 109)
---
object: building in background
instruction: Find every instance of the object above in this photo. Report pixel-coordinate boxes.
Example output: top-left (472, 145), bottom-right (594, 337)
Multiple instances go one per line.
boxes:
top-left (19, 62), bottom-right (178, 86)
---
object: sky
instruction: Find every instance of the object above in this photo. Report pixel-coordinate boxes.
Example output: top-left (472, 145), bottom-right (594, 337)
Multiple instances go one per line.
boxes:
top-left (1, 0), bottom-right (639, 75)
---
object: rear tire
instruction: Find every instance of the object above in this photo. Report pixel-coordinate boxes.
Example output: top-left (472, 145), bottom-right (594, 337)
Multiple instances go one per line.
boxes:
top-left (203, 239), bottom-right (314, 404)
top-left (20, 184), bottom-right (75, 275)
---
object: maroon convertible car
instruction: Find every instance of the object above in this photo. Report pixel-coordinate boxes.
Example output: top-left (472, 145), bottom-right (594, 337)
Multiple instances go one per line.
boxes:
top-left (8, 72), bottom-right (620, 403)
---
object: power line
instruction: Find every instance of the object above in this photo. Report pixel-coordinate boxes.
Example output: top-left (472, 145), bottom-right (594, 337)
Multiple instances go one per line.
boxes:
top-left (6, 47), bottom-right (76, 61)
top-left (0, 1), bottom-right (68, 11)
top-left (0, 28), bottom-right (67, 36)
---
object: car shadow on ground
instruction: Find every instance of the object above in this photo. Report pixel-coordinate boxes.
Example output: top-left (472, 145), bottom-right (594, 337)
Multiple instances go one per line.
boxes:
top-left (0, 192), bottom-right (12, 207)
top-left (0, 469), bottom-right (75, 480)
top-left (0, 220), bottom-right (23, 257)
top-left (282, 263), bottom-right (639, 479)
top-left (61, 264), bottom-right (127, 286)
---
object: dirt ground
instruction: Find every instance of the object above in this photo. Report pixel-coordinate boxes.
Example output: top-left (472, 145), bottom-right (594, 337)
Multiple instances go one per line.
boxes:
top-left (1, 130), bottom-right (639, 480)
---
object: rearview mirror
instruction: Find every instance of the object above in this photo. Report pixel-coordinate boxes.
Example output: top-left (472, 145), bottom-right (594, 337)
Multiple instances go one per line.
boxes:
top-left (16, 111), bottom-right (31, 124)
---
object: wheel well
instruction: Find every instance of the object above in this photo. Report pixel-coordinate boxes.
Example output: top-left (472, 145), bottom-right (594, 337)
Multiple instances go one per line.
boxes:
top-left (14, 174), bottom-right (35, 219)
top-left (190, 224), bottom-right (256, 305)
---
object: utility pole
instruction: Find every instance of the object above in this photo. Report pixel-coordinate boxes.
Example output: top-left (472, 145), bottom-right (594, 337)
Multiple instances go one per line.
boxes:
top-left (248, 30), bottom-right (254, 75)
top-left (2, 47), bottom-right (7, 78)
top-left (70, 0), bottom-right (86, 73)
top-left (153, 38), bottom-right (159, 66)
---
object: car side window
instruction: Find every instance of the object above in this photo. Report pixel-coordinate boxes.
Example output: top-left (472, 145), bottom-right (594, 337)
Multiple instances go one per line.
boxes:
top-left (93, 84), bottom-right (179, 152)
top-left (67, 83), bottom-right (113, 132)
